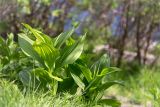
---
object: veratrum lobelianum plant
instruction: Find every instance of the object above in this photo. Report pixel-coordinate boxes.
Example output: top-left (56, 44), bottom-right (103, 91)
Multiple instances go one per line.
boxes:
top-left (0, 33), bottom-right (32, 81)
top-left (18, 23), bottom-right (122, 107)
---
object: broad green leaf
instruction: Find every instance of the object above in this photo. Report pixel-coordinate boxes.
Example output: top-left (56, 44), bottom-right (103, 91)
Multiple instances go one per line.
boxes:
top-left (48, 73), bottom-right (63, 82)
top-left (70, 70), bottom-right (85, 90)
top-left (66, 37), bottom-right (75, 46)
top-left (34, 28), bottom-right (53, 45)
top-left (6, 33), bottom-right (14, 46)
top-left (54, 28), bottom-right (74, 48)
top-left (78, 54), bottom-right (94, 66)
top-left (60, 35), bottom-right (85, 66)
top-left (33, 42), bottom-right (59, 69)
top-left (92, 54), bottom-right (110, 77)
top-left (18, 33), bottom-right (44, 65)
top-left (78, 64), bottom-right (92, 82)
top-left (22, 23), bottom-right (53, 45)
top-left (32, 68), bottom-right (63, 82)
top-left (99, 54), bottom-right (110, 67)
top-left (98, 99), bottom-right (121, 107)
top-left (97, 81), bottom-right (123, 92)
top-left (22, 23), bottom-right (45, 42)
top-left (100, 67), bottom-right (121, 76)
top-left (19, 68), bottom-right (32, 86)
top-left (84, 75), bottom-right (103, 92)
top-left (32, 68), bottom-right (52, 82)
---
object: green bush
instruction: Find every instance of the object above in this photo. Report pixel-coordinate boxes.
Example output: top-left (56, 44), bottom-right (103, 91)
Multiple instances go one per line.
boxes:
top-left (0, 24), bottom-right (121, 107)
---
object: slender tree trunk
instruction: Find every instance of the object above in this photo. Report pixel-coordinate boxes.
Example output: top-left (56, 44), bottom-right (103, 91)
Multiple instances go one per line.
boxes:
top-left (117, 1), bottom-right (130, 67)
top-left (143, 24), bottom-right (153, 64)
top-left (135, 2), bottom-right (142, 65)
top-left (135, 14), bottom-right (141, 64)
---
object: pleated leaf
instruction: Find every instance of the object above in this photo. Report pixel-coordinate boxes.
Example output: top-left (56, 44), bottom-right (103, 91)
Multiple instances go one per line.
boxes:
top-left (100, 67), bottom-right (121, 76)
top-left (78, 64), bottom-right (92, 82)
top-left (60, 35), bottom-right (85, 66)
top-left (54, 28), bottom-right (74, 48)
top-left (70, 70), bottom-right (85, 90)
top-left (97, 81), bottom-right (123, 92)
top-left (22, 23), bottom-right (53, 45)
top-left (18, 33), bottom-right (44, 65)
top-left (33, 42), bottom-right (59, 69)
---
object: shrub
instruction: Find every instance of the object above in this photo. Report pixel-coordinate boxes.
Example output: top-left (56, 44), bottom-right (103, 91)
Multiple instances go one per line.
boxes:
top-left (0, 24), bottom-right (122, 107)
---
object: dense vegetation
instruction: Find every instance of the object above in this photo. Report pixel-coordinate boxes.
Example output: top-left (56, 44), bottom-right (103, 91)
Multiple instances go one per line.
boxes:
top-left (0, 24), bottom-right (122, 107)
top-left (1, 0), bottom-right (160, 107)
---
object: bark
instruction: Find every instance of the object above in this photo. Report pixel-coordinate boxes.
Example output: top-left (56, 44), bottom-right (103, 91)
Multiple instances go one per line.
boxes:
top-left (143, 23), bottom-right (153, 64)
top-left (135, 2), bottom-right (142, 65)
top-left (117, 1), bottom-right (130, 67)
top-left (135, 12), bottom-right (141, 64)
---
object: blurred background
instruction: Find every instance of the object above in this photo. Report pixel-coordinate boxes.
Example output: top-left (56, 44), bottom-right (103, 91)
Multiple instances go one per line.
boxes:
top-left (1, 0), bottom-right (160, 106)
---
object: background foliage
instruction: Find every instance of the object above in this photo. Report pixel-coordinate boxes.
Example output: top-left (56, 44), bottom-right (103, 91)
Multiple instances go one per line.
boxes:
top-left (1, 0), bottom-right (160, 106)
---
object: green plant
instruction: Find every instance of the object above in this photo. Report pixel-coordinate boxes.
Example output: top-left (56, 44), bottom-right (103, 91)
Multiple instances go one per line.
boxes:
top-left (18, 23), bottom-right (85, 94)
top-left (69, 54), bottom-right (122, 107)
top-left (0, 33), bottom-right (31, 81)
top-left (16, 23), bottom-right (121, 106)
top-left (0, 33), bottom-right (19, 67)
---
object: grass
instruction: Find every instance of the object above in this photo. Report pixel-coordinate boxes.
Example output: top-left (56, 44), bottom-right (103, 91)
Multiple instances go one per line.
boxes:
top-left (1, 67), bottom-right (160, 107)
top-left (0, 80), bottom-right (90, 107)
top-left (106, 66), bottom-right (160, 107)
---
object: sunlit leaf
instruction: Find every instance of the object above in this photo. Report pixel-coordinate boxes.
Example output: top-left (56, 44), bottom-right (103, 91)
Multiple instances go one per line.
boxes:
top-left (48, 73), bottom-right (63, 82)
top-left (97, 81), bottom-right (123, 92)
top-left (22, 23), bottom-right (53, 45)
top-left (70, 70), bottom-right (85, 90)
top-left (33, 42), bottom-right (59, 69)
top-left (78, 64), bottom-right (92, 82)
top-left (92, 54), bottom-right (110, 77)
top-left (32, 68), bottom-right (63, 82)
top-left (84, 75), bottom-right (103, 92)
top-left (100, 67), bottom-right (121, 76)
top-left (60, 35), bottom-right (85, 66)
top-left (54, 28), bottom-right (75, 48)
top-left (18, 33), bottom-right (44, 66)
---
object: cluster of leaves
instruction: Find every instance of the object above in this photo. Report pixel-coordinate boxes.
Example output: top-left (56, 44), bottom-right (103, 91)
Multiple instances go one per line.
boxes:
top-left (0, 33), bottom-right (33, 82)
top-left (0, 24), bottom-right (122, 107)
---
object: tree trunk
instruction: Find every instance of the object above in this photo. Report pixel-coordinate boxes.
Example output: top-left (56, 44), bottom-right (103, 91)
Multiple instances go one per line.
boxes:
top-left (135, 2), bottom-right (142, 65)
top-left (117, 1), bottom-right (130, 67)
top-left (143, 24), bottom-right (153, 64)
